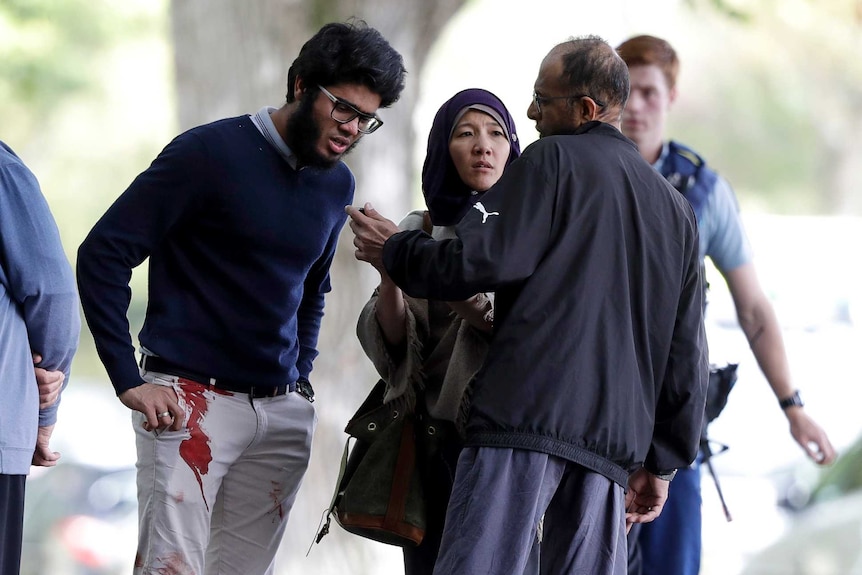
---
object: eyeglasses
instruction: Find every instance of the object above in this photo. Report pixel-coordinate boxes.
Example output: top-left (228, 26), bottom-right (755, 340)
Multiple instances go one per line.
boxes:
top-left (318, 85), bottom-right (383, 134)
top-left (532, 92), bottom-right (606, 113)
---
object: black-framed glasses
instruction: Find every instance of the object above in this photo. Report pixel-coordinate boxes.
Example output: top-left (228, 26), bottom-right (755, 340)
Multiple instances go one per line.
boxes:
top-left (532, 92), bottom-right (606, 113)
top-left (318, 85), bottom-right (383, 134)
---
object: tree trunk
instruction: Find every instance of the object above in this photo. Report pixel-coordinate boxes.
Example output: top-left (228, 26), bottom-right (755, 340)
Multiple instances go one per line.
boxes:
top-left (169, 1), bottom-right (464, 571)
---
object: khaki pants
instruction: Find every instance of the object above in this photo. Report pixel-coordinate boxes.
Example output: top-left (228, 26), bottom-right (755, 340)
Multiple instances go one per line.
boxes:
top-left (133, 371), bottom-right (316, 575)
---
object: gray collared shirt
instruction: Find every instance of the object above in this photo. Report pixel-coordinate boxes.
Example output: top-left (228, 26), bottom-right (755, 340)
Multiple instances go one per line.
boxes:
top-left (250, 106), bottom-right (298, 170)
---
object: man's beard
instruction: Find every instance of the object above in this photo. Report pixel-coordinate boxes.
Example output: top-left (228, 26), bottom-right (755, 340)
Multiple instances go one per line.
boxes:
top-left (285, 95), bottom-right (359, 170)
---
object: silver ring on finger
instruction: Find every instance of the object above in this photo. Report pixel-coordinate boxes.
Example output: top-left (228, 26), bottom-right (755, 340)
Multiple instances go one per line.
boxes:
top-left (158, 411), bottom-right (171, 418)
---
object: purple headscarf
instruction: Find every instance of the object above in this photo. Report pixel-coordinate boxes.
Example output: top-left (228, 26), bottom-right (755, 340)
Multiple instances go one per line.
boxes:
top-left (421, 88), bottom-right (521, 226)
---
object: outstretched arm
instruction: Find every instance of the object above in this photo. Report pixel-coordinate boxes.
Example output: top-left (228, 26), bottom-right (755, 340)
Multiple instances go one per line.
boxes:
top-left (349, 156), bottom-right (554, 303)
top-left (724, 263), bottom-right (836, 464)
top-left (347, 204), bottom-right (409, 347)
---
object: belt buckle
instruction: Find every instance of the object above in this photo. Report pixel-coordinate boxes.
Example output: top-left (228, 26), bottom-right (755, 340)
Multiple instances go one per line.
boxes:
top-left (249, 385), bottom-right (277, 399)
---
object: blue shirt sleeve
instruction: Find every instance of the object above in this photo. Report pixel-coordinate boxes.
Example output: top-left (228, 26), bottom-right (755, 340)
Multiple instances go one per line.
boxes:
top-left (0, 145), bottom-right (80, 426)
top-left (699, 174), bottom-right (752, 273)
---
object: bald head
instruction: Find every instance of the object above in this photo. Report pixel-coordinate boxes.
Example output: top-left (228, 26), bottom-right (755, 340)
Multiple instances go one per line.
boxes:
top-left (551, 36), bottom-right (630, 123)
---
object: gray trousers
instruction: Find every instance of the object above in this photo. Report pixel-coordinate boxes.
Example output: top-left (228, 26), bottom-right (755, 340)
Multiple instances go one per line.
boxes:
top-left (134, 370), bottom-right (316, 575)
top-left (432, 446), bottom-right (627, 575)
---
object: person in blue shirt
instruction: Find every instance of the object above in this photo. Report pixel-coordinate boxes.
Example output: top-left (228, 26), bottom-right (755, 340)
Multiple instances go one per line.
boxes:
top-left (77, 21), bottom-right (405, 575)
top-left (0, 140), bottom-right (80, 574)
top-left (617, 34), bottom-right (837, 575)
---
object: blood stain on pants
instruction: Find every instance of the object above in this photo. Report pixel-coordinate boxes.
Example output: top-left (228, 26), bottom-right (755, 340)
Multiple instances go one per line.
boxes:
top-left (269, 480), bottom-right (284, 521)
top-left (175, 381), bottom-right (230, 510)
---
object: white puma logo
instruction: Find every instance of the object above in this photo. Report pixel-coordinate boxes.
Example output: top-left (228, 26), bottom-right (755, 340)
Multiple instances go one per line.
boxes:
top-left (472, 202), bottom-right (500, 223)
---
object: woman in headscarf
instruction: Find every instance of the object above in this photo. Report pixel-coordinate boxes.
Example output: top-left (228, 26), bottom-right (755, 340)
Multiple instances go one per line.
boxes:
top-left (356, 88), bottom-right (521, 574)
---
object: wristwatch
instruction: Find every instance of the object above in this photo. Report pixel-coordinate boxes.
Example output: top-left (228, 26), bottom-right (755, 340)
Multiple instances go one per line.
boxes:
top-left (778, 390), bottom-right (804, 410)
top-left (653, 469), bottom-right (677, 481)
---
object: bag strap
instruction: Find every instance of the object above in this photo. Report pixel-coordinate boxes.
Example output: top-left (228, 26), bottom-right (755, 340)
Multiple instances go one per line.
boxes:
top-left (312, 436), bottom-right (353, 548)
top-left (382, 416), bottom-right (417, 533)
top-left (330, 437), bottom-right (353, 511)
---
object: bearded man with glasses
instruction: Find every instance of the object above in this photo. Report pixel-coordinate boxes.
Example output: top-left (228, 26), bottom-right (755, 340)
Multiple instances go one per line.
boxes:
top-left (77, 20), bottom-right (405, 575)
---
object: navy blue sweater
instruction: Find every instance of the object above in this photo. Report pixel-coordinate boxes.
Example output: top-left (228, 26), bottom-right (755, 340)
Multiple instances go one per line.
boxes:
top-left (78, 116), bottom-right (354, 394)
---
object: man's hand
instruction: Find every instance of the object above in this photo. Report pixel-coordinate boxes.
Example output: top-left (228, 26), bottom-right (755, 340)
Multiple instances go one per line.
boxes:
top-left (788, 410), bottom-right (837, 465)
top-left (625, 467), bottom-right (671, 533)
top-left (345, 203), bottom-right (401, 272)
top-left (119, 383), bottom-right (184, 432)
top-left (32, 353), bottom-right (64, 409)
top-left (32, 424), bottom-right (60, 467)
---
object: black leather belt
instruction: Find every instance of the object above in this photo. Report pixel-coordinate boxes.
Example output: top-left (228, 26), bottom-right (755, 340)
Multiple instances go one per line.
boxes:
top-left (140, 355), bottom-right (294, 398)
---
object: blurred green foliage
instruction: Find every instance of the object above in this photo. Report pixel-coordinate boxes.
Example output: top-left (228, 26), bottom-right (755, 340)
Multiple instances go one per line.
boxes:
top-left (0, 0), bottom-right (162, 134)
top-left (1, 0), bottom-right (171, 380)
top-left (667, 0), bottom-right (862, 214)
top-left (671, 65), bottom-right (823, 213)
top-left (684, 0), bottom-right (751, 21)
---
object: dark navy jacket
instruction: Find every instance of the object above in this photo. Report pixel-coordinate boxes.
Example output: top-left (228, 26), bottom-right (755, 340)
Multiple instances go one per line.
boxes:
top-left (383, 122), bottom-right (708, 486)
top-left (78, 116), bottom-right (353, 394)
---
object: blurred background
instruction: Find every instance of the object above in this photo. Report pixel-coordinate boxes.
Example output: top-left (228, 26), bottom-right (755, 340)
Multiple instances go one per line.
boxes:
top-left (4, 0), bottom-right (861, 573)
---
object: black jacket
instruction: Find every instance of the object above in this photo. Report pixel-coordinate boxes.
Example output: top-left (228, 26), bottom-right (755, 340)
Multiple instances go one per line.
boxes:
top-left (383, 122), bottom-right (708, 486)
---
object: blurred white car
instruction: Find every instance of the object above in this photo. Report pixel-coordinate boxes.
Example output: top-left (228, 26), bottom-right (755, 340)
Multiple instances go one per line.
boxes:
top-left (740, 434), bottom-right (862, 575)
top-left (21, 381), bottom-right (138, 575)
top-left (22, 463), bottom-right (137, 575)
